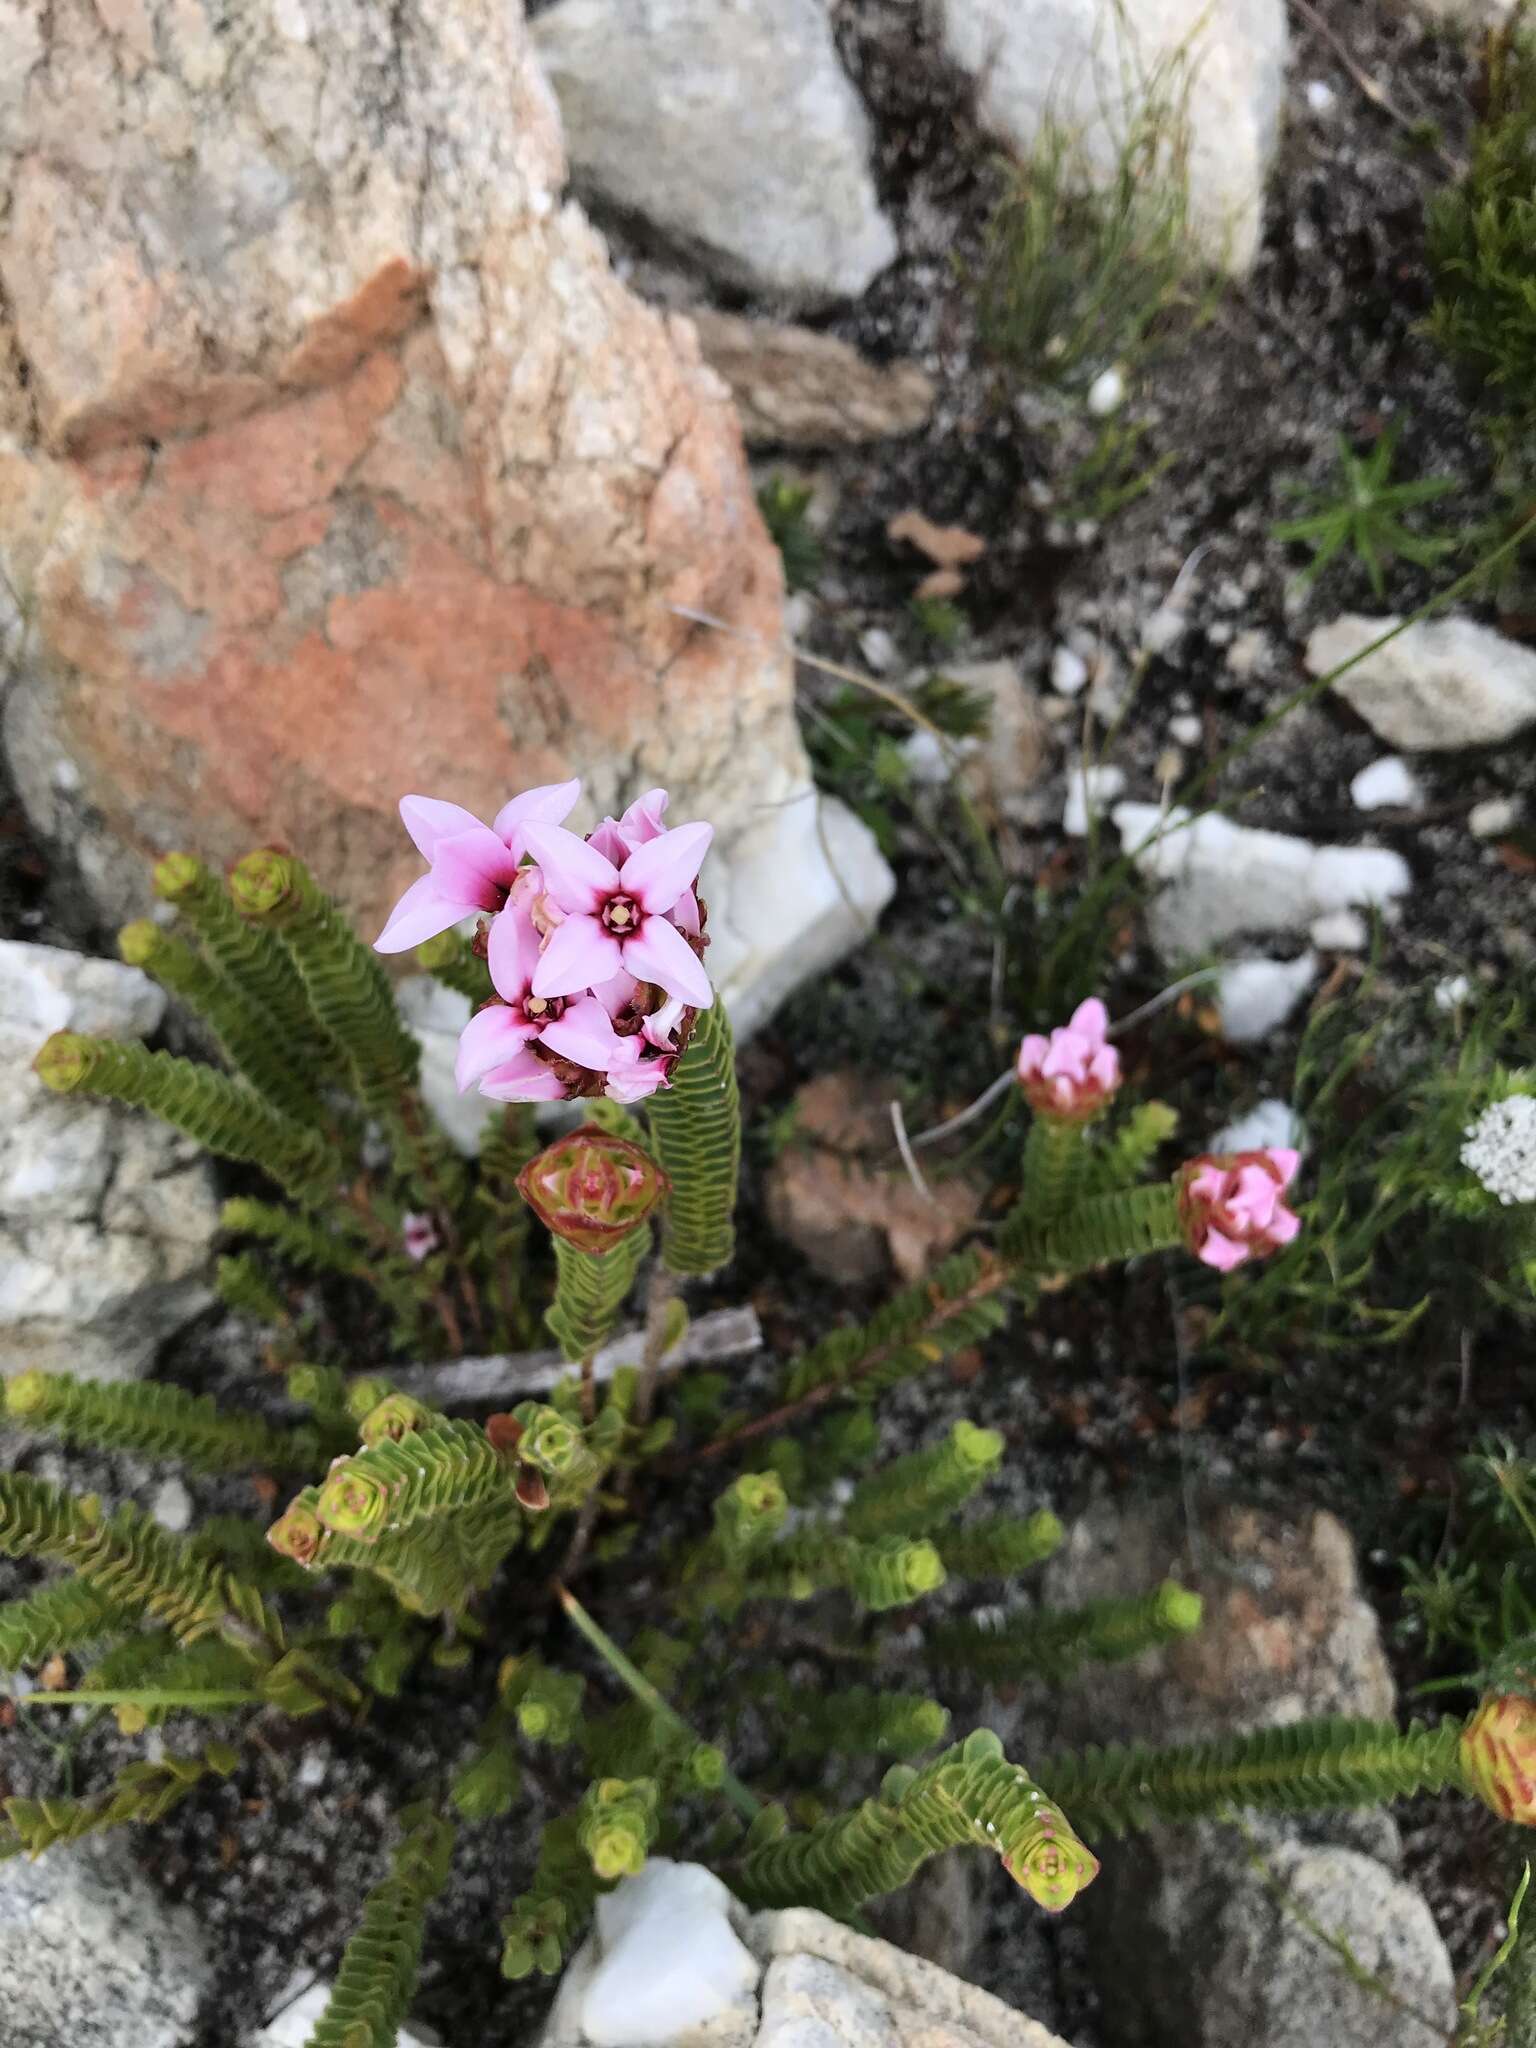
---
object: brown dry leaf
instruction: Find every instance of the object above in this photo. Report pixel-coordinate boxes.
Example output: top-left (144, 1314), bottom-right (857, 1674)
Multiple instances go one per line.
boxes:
top-left (250, 1473), bottom-right (278, 1507)
top-left (887, 509), bottom-right (987, 568)
top-left (946, 1347), bottom-right (985, 1387)
top-left (1497, 840), bottom-right (1536, 874)
top-left (219, 1832), bottom-right (240, 1870)
top-left (914, 566), bottom-right (965, 601)
top-left (39, 1654), bottom-right (68, 1692)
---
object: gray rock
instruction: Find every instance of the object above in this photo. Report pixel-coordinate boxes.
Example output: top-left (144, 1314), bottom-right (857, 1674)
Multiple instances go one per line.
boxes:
top-left (1306, 613), bottom-right (1536, 750)
top-left (0, 939), bottom-right (218, 1380)
top-left (927, 0), bottom-right (1288, 274)
top-left (0, 1840), bottom-right (213, 2048)
top-left (1035, 1496), bottom-right (1453, 2048)
top-left (531, 0), bottom-right (898, 307)
top-left (688, 312), bottom-right (934, 448)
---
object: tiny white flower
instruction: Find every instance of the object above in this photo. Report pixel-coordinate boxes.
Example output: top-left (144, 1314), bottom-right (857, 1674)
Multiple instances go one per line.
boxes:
top-left (1462, 1096), bottom-right (1536, 1205)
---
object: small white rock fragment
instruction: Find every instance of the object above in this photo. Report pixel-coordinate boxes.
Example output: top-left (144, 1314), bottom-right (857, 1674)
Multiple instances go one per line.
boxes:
top-left (1225, 628), bottom-right (1268, 679)
top-left (1051, 645), bottom-right (1090, 697)
top-left (1087, 366), bottom-right (1125, 416)
top-left (150, 1476), bottom-right (193, 1534)
top-left (1216, 954), bottom-right (1320, 1045)
top-left (1434, 974), bottom-right (1473, 1012)
top-left (1463, 1096), bottom-right (1536, 1206)
top-left (1309, 909), bottom-right (1367, 951)
top-left (1307, 613), bottom-right (1536, 749)
top-left (1212, 1098), bottom-right (1306, 1158)
top-left (1062, 764), bottom-right (1127, 837)
top-left (1306, 79), bottom-right (1337, 113)
top-left (1169, 713), bottom-right (1203, 747)
top-left (577, 1861), bottom-right (759, 2048)
top-left (297, 1751), bottom-right (328, 1790)
top-left (858, 626), bottom-right (896, 674)
top-left (1349, 756), bottom-right (1421, 811)
top-left (1470, 796), bottom-right (1520, 839)
top-left (1140, 605), bottom-right (1187, 658)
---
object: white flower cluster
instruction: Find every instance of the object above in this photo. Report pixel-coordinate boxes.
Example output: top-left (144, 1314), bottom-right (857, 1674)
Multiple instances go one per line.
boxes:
top-left (1462, 1095), bottom-right (1536, 1205)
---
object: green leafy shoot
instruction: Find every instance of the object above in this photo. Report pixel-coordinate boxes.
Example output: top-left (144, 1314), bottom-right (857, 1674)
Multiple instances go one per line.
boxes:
top-left (1271, 423), bottom-right (1458, 598)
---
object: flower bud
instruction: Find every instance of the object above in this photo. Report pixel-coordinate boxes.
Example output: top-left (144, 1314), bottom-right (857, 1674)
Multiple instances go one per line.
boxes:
top-left (315, 1465), bottom-right (395, 1544)
top-left (1461, 1694), bottom-right (1536, 1824)
top-left (1177, 1148), bottom-right (1302, 1272)
top-left (357, 1393), bottom-right (437, 1448)
top-left (579, 1778), bottom-right (657, 1880)
top-left (267, 1499), bottom-right (326, 1567)
top-left (1004, 1812), bottom-right (1100, 1912)
top-left (516, 1126), bottom-right (669, 1255)
top-left (1017, 999), bottom-right (1121, 1122)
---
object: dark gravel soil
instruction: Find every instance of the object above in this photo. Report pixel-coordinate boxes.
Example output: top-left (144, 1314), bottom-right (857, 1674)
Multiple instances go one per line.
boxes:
top-left (4, 3), bottom-right (1536, 2044)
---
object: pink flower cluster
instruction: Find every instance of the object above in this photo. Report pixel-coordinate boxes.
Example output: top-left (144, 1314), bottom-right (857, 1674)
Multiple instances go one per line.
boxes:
top-left (1017, 999), bottom-right (1121, 1121)
top-left (1178, 1149), bottom-right (1301, 1272)
top-left (375, 782), bottom-right (712, 1105)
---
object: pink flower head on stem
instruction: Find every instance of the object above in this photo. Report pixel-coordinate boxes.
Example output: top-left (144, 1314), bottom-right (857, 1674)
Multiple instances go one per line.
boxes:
top-left (1178, 1148), bottom-right (1302, 1273)
top-left (374, 780), bottom-right (582, 953)
top-left (521, 816), bottom-right (714, 1010)
top-left (401, 1212), bottom-right (439, 1262)
top-left (1017, 999), bottom-right (1121, 1121)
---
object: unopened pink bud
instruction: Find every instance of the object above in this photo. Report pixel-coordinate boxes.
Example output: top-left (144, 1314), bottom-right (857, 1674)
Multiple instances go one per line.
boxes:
top-left (1017, 998), bottom-right (1121, 1121)
top-left (1178, 1148), bottom-right (1301, 1272)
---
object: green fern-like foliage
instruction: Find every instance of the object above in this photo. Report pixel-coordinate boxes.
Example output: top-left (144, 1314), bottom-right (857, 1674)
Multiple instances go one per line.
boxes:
top-left (932, 1580), bottom-right (1203, 1682)
top-left (1084, 1101), bottom-right (1179, 1195)
top-left (0, 1576), bottom-right (125, 1671)
top-left (228, 850), bottom-right (421, 1114)
top-left (501, 1815), bottom-right (603, 1981)
top-left (734, 1729), bottom-right (1097, 1915)
top-left (998, 1181), bottom-right (1183, 1275)
top-left (1, 1370), bottom-right (310, 1475)
top-left (645, 1002), bottom-right (741, 1275)
top-left (742, 1532), bottom-right (947, 1613)
top-left (0, 1475), bottom-right (283, 1663)
top-left (1038, 1716), bottom-right (1471, 1835)
top-left (547, 1228), bottom-right (651, 1363)
top-left (844, 1421), bottom-right (1004, 1542)
top-left (118, 919), bottom-right (324, 1126)
top-left (216, 1252), bottom-right (292, 1326)
top-left (301, 1809), bottom-right (455, 2048)
top-left (503, 1654), bottom-right (586, 1747)
top-left (153, 851), bottom-right (328, 1064)
top-left (781, 1686), bottom-right (951, 1762)
top-left (221, 1197), bottom-right (381, 1289)
top-left (0, 1745), bottom-right (239, 1861)
top-left (1019, 1115), bottom-right (1089, 1222)
top-left (34, 1033), bottom-right (337, 1203)
top-left (936, 1510), bottom-right (1065, 1581)
top-left (782, 1248), bottom-right (1010, 1406)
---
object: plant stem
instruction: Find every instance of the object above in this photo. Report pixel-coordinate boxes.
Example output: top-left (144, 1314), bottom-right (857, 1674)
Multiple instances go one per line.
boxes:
top-left (23, 1689), bottom-right (261, 1710)
top-left (556, 1584), bottom-right (760, 1824)
top-left (632, 1267), bottom-right (680, 1431)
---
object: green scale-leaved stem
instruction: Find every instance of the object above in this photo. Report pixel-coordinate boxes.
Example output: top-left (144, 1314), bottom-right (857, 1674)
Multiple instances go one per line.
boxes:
top-left (547, 1228), bottom-right (651, 1364)
top-left (2, 1369), bottom-right (311, 1475)
top-left (645, 1001), bottom-right (741, 1275)
top-left (932, 1580), bottom-right (1203, 1682)
top-left (154, 852), bottom-right (329, 1065)
top-left (301, 1810), bottom-right (455, 2048)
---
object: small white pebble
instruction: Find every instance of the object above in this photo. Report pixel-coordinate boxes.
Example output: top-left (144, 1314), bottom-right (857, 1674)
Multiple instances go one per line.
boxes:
top-left (50, 758), bottom-right (82, 794)
top-left (1169, 713), bottom-right (1203, 747)
top-left (297, 1751), bottom-right (328, 1790)
top-left (1306, 79), bottom-right (1337, 114)
top-left (1050, 645), bottom-right (1089, 697)
top-left (1216, 953), bottom-right (1320, 1045)
top-left (1463, 1096), bottom-right (1536, 1205)
top-left (1086, 366), bottom-right (1125, 416)
top-left (1224, 628), bottom-right (1268, 678)
top-left (1062, 764), bottom-right (1126, 837)
top-left (1350, 756), bottom-right (1422, 812)
top-left (1434, 974), bottom-right (1473, 1012)
top-left (859, 626), bottom-right (896, 674)
top-left (1470, 796), bottom-right (1520, 840)
top-left (1212, 1099), bottom-right (1306, 1159)
top-left (150, 1476), bottom-right (193, 1534)
top-left (1140, 605), bottom-right (1186, 658)
top-left (1309, 908), bottom-right (1367, 951)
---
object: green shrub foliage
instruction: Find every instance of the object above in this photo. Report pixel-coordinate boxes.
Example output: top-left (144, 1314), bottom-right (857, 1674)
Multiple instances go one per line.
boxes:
top-left (2, 829), bottom-right (1494, 2044)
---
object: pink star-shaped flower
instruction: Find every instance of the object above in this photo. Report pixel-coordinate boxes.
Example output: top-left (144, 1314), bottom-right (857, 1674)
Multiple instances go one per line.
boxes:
top-left (521, 818), bottom-right (714, 1011)
top-left (374, 780), bottom-right (581, 954)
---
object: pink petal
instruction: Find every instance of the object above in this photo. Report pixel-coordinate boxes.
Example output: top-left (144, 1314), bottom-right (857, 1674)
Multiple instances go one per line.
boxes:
top-left (1265, 1204), bottom-right (1302, 1247)
top-left (1068, 997), bottom-right (1110, 1046)
top-left (1017, 1034), bottom-right (1049, 1080)
top-left (622, 914), bottom-right (713, 1008)
top-left (375, 874), bottom-right (462, 954)
top-left (399, 795), bottom-right (487, 861)
top-left (668, 888), bottom-right (701, 939)
top-left (455, 1005), bottom-right (535, 1091)
top-left (431, 827), bottom-right (520, 908)
top-left (1198, 1229), bottom-right (1250, 1273)
top-left (618, 788), bottom-right (670, 845)
top-left (491, 779), bottom-right (583, 856)
top-left (479, 1049), bottom-right (570, 1103)
top-left (587, 817), bottom-right (630, 865)
top-left (1187, 1164), bottom-right (1229, 1206)
top-left (522, 824), bottom-right (618, 914)
top-left (1265, 1147), bottom-right (1301, 1189)
top-left (487, 904), bottom-right (542, 1002)
top-left (540, 996), bottom-right (624, 1071)
top-left (591, 969), bottom-right (642, 1019)
top-left (1041, 1029), bottom-right (1091, 1083)
top-left (531, 914), bottom-right (623, 999)
top-left (1228, 1165), bottom-right (1280, 1229)
top-left (1089, 1046), bottom-right (1120, 1090)
top-left (642, 995), bottom-right (686, 1049)
top-left (606, 1056), bottom-right (674, 1103)
top-left (621, 821), bottom-right (713, 915)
